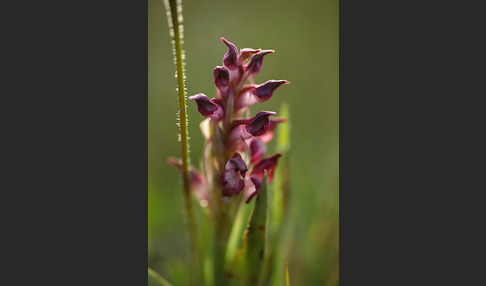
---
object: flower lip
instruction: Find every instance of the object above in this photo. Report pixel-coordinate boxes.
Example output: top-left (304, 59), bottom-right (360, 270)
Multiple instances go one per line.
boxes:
top-left (221, 152), bottom-right (249, 197)
top-left (225, 152), bottom-right (248, 177)
top-left (245, 111), bottom-right (277, 137)
top-left (221, 37), bottom-right (239, 70)
top-left (221, 169), bottom-right (245, 197)
top-left (251, 80), bottom-right (290, 102)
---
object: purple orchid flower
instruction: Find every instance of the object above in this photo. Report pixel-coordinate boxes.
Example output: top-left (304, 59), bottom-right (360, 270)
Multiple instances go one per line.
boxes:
top-left (231, 111), bottom-right (276, 137)
top-left (225, 152), bottom-right (248, 178)
top-left (221, 152), bottom-right (248, 196)
top-left (251, 80), bottom-right (290, 102)
top-left (188, 93), bottom-right (224, 121)
top-left (245, 111), bottom-right (276, 136)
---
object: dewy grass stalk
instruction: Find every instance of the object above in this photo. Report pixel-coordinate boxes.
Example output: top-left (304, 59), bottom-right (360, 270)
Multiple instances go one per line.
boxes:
top-left (163, 0), bottom-right (199, 284)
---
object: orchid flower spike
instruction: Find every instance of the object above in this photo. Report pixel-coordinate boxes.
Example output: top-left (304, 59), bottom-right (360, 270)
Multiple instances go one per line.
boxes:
top-left (171, 37), bottom-right (289, 203)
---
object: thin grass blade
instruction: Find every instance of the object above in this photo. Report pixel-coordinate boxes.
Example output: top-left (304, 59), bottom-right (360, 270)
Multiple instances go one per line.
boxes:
top-left (148, 268), bottom-right (174, 286)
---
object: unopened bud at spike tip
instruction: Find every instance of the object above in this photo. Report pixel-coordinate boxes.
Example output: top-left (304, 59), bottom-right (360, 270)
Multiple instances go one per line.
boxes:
top-left (221, 37), bottom-right (239, 70)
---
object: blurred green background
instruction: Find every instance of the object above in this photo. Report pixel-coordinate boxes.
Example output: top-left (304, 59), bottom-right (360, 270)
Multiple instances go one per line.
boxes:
top-left (148, 0), bottom-right (338, 285)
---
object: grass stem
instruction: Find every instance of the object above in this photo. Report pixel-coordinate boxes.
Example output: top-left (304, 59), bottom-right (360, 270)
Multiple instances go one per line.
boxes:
top-left (163, 0), bottom-right (199, 284)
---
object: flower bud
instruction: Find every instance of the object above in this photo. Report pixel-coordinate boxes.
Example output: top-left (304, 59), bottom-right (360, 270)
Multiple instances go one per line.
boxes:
top-left (221, 37), bottom-right (239, 71)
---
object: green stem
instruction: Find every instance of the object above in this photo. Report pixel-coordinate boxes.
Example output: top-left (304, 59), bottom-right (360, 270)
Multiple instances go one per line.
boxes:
top-left (214, 214), bottom-right (230, 286)
top-left (163, 0), bottom-right (199, 283)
